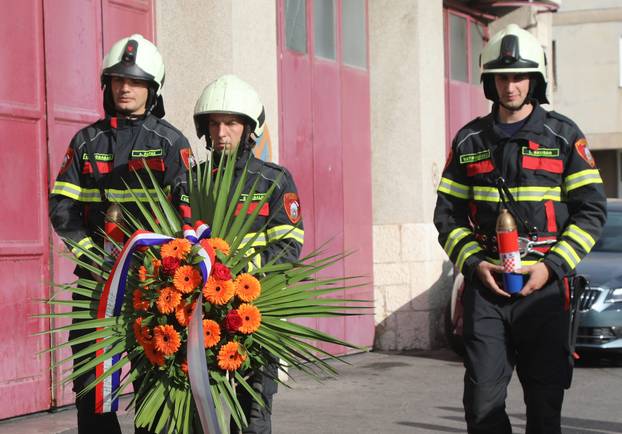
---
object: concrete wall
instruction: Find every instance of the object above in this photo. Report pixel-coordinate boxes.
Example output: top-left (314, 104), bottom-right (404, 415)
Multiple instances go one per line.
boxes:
top-left (370, 0), bottom-right (451, 351)
top-left (154, 0), bottom-right (279, 162)
top-left (553, 3), bottom-right (622, 152)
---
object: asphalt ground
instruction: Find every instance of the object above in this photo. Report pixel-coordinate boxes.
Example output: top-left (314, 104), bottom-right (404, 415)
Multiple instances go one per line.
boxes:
top-left (1, 349), bottom-right (621, 434)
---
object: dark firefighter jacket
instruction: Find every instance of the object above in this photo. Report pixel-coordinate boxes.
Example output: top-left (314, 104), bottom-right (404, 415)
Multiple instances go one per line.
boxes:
top-left (434, 102), bottom-right (607, 282)
top-left (49, 115), bottom-right (192, 259)
top-left (211, 149), bottom-right (304, 271)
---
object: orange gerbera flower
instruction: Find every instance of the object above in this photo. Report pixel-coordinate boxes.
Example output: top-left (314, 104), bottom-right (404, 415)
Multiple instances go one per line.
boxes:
top-left (138, 266), bottom-right (148, 282)
top-left (153, 324), bottom-right (181, 356)
top-left (203, 319), bottom-right (221, 348)
top-left (152, 258), bottom-right (161, 275)
top-left (133, 317), bottom-right (152, 346)
top-left (156, 286), bottom-right (181, 314)
top-left (142, 342), bottom-right (165, 367)
top-left (160, 238), bottom-right (192, 260)
top-left (202, 277), bottom-right (235, 305)
top-left (217, 341), bottom-right (246, 371)
top-left (206, 238), bottom-right (230, 256)
top-left (138, 259), bottom-right (162, 282)
top-left (175, 300), bottom-right (196, 327)
top-left (237, 303), bottom-right (262, 334)
top-left (132, 289), bottom-right (150, 311)
top-left (234, 274), bottom-right (261, 302)
top-left (173, 265), bottom-right (202, 294)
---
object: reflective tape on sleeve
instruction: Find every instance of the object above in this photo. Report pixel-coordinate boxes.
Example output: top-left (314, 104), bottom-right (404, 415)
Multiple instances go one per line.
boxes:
top-left (266, 225), bottom-right (304, 245)
top-left (456, 241), bottom-right (483, 273)
top-left (438, 177), bottom-right (471, 200)
top-left (71, 236), bottom-right (95, 258)
top-left (51, 182), bottom-right (102, 202)
top-left (564, 169), bottom-right (603, 192)
top-left (443, 227), bottom-right (472, 258)
top-left (240, 232), bottom-right (267, 248)
top-left (563, 224), bottom-right (596, 254)
top-left (550, 240), bottom-right (581, 270)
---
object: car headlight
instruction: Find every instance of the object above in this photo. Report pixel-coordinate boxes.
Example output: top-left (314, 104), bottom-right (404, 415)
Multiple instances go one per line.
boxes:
top-left (604, 288), bottom-right (622, 303)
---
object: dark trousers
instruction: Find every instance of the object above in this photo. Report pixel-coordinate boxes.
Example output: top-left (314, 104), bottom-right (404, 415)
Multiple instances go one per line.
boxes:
top-left (71, 268), bottom-right (154, 434)
top-left (462, 277), bottom-right (573, 434)
top-left (231, 362), bottom-right (279, 434)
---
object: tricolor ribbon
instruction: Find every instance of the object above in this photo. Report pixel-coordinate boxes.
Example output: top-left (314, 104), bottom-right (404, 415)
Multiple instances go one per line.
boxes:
top-left (94, 221), bottom-right (220, 433)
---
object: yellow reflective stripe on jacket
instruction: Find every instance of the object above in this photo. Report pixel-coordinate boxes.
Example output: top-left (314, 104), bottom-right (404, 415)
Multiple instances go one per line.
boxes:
top-left (456, 241), bottom-right (483, 273)
top-left (52, 182), bottom-right (166, 203)
top-left (71, 236), bottom-right (95, 258)
top-left (550, 240), bottom-right (581, 270)
top-left (564, 169), bottom-right (603, 192)
top-left (563, 224), bottom-right (596, 253)
top-left (266, 225), bottom-right (304, 245)
top-left (240, 232), bottom-right (267, 248)
top-left (472, 186), bottom-right (561, 202)
top-left (443, 227), bottom-right (472, 257)
top-left (438, 177), bottom-right (471, 200)
top-left (245, 247), bottom-right (262, 273)
top-left (106, 188), bottom-right (161, 203)
top-left (52, 182), bottom-right (102, 202)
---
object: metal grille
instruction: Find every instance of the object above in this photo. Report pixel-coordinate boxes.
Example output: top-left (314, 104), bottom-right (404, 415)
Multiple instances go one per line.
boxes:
top-left (579, 288), bottom-right (602, 311)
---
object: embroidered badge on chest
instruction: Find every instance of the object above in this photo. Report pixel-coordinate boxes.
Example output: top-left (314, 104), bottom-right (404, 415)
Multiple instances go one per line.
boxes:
top-left (459, 149), bottom-right (491, 165)
top-left (574, 139), bottom-right (595, 168)
top-left (284, 193), bottom-right (302, 224)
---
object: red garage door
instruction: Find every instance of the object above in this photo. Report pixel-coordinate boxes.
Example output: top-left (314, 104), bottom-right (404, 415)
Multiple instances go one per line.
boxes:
top-left (277, 0), bottom-right (374, 353)
top-left (0, 0), bottom-right (154, 418)
top-left (0, 1), bottom-right (51, 418)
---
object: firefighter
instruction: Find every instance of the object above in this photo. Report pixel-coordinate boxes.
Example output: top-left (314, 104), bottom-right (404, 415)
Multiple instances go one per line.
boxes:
top-left (433, 24), bottom-right (606, 434)
top-left (49, 34), bottom-right (192, 434)
top-left (193, 74), bottom-right (304, 433)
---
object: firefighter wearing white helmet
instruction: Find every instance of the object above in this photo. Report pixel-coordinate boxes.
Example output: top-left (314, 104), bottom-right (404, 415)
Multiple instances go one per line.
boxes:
top-left (480, 23), bottom-right (549, 106)
top-left (49, 34), bottom-right (192, 434)
top-left (194, 74), bottom-right (266, 151)
top-left (434, 23), bottom-right (606, 434)
top-left (194, 75), bottom-right (304, 434)
top-left (101, 33), bottom-right (166, 117)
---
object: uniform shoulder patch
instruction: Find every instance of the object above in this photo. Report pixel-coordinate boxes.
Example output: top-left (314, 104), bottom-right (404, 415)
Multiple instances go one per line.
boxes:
top-left (59, 146), bottom-right (75, 175)
top-left (574, 138), bottom-right (596, 168)
top-left (180, 148), bottom-right (195, 170)
top-left (283, 192), bottom-right (302, 224)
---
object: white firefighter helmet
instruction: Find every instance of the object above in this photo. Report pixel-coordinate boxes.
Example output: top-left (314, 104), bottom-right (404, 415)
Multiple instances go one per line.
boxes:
top-left (480, 24), bottom-right (548, 104)
top-left (193, 74), bottom-right (266, 140)
top-left (101, 34), bottom-right (166, 116)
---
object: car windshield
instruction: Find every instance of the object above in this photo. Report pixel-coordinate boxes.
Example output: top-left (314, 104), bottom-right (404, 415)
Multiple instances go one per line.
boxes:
top-left (592, 208), bottom-right (622, 253)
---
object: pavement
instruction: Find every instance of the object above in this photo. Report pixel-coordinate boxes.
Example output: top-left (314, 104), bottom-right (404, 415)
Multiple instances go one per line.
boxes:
top-left (1, 349), bottom-right (621, 434)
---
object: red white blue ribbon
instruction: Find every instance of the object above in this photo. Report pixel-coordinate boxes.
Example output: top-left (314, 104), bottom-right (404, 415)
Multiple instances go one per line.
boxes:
top-left (94, 220), bottom-right (216, 429)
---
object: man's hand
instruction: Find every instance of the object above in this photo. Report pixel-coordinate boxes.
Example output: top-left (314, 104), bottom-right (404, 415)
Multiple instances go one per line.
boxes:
top-left (518, 262), bottom-right (550, 296)
top-left (475, 261), bottom-right (510, 298)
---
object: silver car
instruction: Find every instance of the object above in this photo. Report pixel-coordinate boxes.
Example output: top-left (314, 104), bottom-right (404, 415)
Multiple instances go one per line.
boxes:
top-left (575, 199), bottom-right (622, 355)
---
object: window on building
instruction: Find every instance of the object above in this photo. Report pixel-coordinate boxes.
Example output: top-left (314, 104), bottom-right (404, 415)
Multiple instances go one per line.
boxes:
top-left (450, 13), bottom-right (468, 82)
top-left (342, 0), bottom-right (367, 68)
top-left (286, 0), bottom-right (307, 53)
top-left (314, 0), bottom-right (336, 60)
